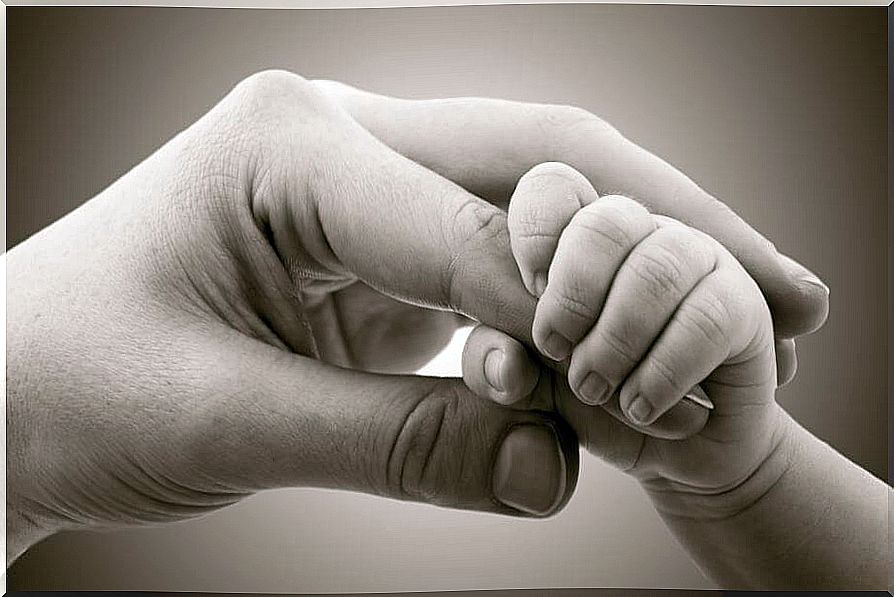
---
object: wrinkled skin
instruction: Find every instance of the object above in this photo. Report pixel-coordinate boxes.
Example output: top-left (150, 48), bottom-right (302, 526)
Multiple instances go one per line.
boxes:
top-left (6, 70), bottom-right (828, 565)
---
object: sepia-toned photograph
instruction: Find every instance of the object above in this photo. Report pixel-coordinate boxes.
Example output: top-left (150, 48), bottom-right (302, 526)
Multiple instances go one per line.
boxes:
top-left (5, 3), bottom-right (889, 592)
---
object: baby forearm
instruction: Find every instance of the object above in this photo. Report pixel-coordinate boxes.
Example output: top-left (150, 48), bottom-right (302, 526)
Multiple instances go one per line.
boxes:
top-left (650, 413), bottom-right (888, 589)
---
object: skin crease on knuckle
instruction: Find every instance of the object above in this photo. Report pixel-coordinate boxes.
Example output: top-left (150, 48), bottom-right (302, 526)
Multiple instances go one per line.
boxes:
top-left (220, 70), bottom-right (352, 225)
top-left (626, 246), bottom-right (687, 301)
top-left (443, 199), bottom-right (510, 314)
top-left (383, 381), bottom-right (468, 504)
top-left (683, 285), bottom-right (741, 351)
top-left (548, 287), bottom-right (599, 328)
top-left (539, 207), bottom-right (640, 324)
top-left (511, 196), bottom-right (572, 245)
top-left (619, 232), bottom-right (716, 326)
top-left (566, 212), bottom-right (631, 260)
top-left (592, 324), bottom-right (641, 370)
top-left (635, 352), bottom-right (692, 406)
top-left (570, 200), bottom-right (642, 248)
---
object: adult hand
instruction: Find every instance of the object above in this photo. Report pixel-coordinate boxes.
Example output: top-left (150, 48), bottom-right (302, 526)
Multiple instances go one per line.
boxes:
top-left (6, 70), bottom-right (581, 567)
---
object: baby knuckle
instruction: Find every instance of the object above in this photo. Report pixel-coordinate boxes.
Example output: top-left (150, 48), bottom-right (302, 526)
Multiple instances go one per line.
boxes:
top-left (520, 161), bottom-right (590, 191)
top-left (596, 325), bottom-right (640, 366)
top-left (627, 246), bottom-right (685, 298)
top-left (680, 292), bottom-right (733, 347)
top-left (552, 290), bottom-right (597, 323)
top-left (645, 353), bottom-right (687, 397)
top-left (568, 207), bottom-right (635, 254)
top-left (598, 195), bottom-right (648, 215)
top-left (510, 203), bottom-right (560, 242)
top-left (667, 225), bottom-right (718, 273)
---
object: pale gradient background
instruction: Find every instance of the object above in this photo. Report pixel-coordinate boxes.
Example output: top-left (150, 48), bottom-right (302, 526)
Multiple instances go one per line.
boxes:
top-left (7, 5), bottom-right (887, 591)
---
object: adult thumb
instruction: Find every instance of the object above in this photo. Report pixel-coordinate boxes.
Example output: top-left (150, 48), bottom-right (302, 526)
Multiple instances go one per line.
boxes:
top-left (182, 331), bottom-right (579, 518)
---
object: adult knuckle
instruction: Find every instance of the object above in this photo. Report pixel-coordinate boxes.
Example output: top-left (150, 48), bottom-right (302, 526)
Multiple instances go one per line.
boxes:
top-left (237, 69), bottom-right (309, 102)
top-left (538, 105), bottom-right (592, 137)
top-left (452, 199), bottom-right (508, 250)
top-left (230, 69), bottom-right (336, 124)
top-left (386, 382), bottom-right (463, 501)
top-left (309, 78), bottom-right (354, 99)
top-left (444, 200), bottom-right (508, 309)
top-left (539, 105), bottom-right (620, 154)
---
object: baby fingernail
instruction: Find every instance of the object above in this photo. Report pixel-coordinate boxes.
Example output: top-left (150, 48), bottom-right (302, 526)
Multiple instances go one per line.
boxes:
top-left (684, 385), bottom-right (714, 410)
top-left (627, 396), bottom-right (653, 425)
top-left (577, 372), bottom-right (610, 405)
top-left (493, 425), bottom-right (566, 516)
top-left (532, 272), bottom-right (548, 297)
top-left (484, 349), bottom-right (505, 391)
top-left (542, 333), bottom-right (571, 362)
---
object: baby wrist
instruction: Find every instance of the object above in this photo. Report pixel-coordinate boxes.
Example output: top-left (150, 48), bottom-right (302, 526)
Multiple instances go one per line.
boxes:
top-left (642, 409), bottom-right (800, 522)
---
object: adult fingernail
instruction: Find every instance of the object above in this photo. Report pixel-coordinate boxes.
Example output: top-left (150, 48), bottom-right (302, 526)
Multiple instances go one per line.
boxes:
top-left (577, 372), bottom-right (610, 405)
top-left (493, 425), bottom-right (566, 516)
top-left (532, 272), bottom-right (548, 297)
top-left (484, 349), bottom-right (505, 391)
top-left (780, 254), bottom-right (829, 296)
top-left (542, 333), bottom-right (571, 361)
top-left (802, 276), bottom-right (829, 296)
top-left (626, 396), bottom-right (653, 425)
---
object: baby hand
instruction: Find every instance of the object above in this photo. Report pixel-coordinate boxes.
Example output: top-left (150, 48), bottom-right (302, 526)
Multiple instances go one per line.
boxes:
top-left (463, 163), bottom-right (783, 511)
